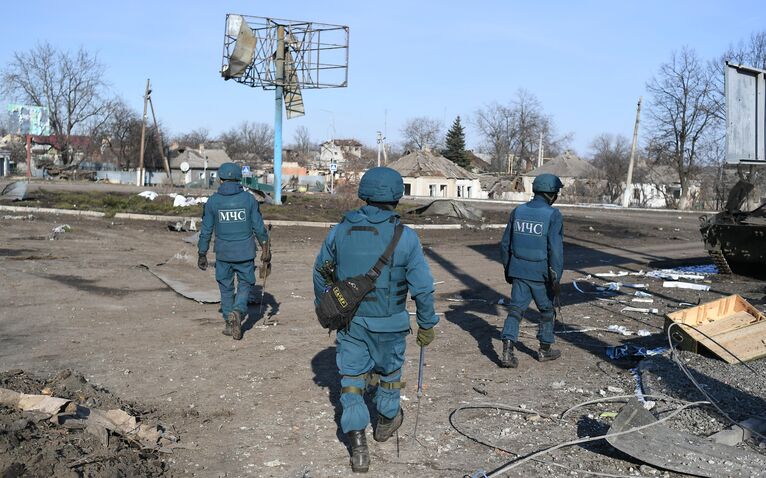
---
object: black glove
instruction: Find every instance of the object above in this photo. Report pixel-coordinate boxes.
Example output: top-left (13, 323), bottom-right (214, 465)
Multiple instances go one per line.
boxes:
top-left (197, 254), bottom-right (208, 271)
top-left (551, 280), bottom-right (561, 298)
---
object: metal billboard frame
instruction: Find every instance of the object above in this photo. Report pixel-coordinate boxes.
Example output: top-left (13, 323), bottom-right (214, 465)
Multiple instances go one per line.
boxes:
top-left (725, 62), bottom-right (766, 164)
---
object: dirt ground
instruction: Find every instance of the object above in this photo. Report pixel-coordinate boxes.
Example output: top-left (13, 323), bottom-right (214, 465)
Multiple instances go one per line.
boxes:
top-left (1, 203), bottom-right (765, 477)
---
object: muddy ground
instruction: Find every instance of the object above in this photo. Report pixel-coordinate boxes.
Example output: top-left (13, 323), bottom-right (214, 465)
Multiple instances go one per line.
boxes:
top-left (1, 203), bottom-right (765, 477)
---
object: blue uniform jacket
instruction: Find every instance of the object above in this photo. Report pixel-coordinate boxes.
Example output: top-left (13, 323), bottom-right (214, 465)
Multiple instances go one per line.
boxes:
top-left (500, 195), bottom-right (564, 282)
top-left (313, 205), bottom-right (439, 333)
top-left (198, 182), bottom-right (269, 262)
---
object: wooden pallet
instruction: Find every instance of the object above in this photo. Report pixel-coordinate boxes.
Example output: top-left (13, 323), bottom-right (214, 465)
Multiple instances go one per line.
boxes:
top-left (665, 294), bottom-right (766, 363)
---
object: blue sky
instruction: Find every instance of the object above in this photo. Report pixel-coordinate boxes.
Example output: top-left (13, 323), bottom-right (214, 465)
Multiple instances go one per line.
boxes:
top-left (1, 0), bottom-right (764, 155)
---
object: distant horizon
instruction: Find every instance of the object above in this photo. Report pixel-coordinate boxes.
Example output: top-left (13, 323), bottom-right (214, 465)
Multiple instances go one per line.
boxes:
top-left (1, 0), bottom-right (764, 157)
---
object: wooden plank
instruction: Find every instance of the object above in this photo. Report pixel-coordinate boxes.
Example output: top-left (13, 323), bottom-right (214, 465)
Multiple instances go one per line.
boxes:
top-left (695, 311), bottom-right (760, 337)
top-left (708, 321), bottom-right (766, 364)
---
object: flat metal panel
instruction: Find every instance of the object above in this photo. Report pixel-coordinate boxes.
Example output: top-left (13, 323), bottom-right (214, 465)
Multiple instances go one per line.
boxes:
top-left (725, 63), bottom-right (766, 163)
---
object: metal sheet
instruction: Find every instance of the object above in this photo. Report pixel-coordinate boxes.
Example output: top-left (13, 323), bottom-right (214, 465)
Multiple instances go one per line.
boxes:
top-left (141, 257), bottom-right (219, 304)
top-left (607, 399), bottom-right (766, 477)
top-left (725, 62), bottom-right (766, 163)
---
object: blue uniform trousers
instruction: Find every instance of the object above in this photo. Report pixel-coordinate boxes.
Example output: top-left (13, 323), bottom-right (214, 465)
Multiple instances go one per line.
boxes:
top-left (215, 260), bottom-right (255, 320)
top-left (336, 321), bottom-right (407, 433)
top-left (502, 278), bottom-right (556, 344)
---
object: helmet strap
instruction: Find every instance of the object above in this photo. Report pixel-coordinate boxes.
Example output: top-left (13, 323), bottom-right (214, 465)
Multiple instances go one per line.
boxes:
top-left (366, 200), bottom-right (398, 210)
top-left (541, 192), bottom-right (558, 205)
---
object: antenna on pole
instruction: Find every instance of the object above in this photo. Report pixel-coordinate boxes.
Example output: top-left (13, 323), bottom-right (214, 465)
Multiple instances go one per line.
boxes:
top-left (220, 14), bottom-right (349, 204)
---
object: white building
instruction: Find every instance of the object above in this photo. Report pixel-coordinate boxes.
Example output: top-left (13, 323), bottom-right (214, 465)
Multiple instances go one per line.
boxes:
top-left (318, 139), bottom-right (362, 168)
top-left (388, 149), bottom-right (485, 199)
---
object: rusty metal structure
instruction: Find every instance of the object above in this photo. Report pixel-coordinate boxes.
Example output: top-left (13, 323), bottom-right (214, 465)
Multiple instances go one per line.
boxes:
top-left (699, 63), bottom-right (766, 276)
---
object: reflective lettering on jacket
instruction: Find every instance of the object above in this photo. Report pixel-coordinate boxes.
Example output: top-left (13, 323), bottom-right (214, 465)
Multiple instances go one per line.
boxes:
top-left (218, 209), bottom-right (247, 222)
top-left (514, 219), bottom-right (544, 236)
top-left (511, 203), bottom-right (553, 262)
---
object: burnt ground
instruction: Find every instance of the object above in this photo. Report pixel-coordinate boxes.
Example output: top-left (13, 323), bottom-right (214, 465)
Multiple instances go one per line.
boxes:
top-left (1, 204), bottom-right (765, 477)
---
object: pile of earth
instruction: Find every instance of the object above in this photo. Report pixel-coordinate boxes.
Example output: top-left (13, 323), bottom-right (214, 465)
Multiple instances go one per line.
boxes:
top-left (0, 369), bottom-right (169, 477)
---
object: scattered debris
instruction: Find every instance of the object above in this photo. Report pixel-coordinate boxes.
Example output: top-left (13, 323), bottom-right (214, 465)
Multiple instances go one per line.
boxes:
top-left (665, 294), bottom-right (766, 363)
top-left (138, 191), bottom-right (159, 201)
top-left (172, 195), bottom-right (207, 208)
top-left (606, 345), bottom-right (666, 360)
top-left (662, 281), bottom-right (710, 291)
top-left (0, 181), bottom-right (28, 201)
top-left (606, 399), bottom-right (766, 477)
top-left (632, 298), bottom-right (654, 303)
top-left (2, 213), bottom-right (35, 220)
top-left (168, 219), bottom-right (197, 232)
top-left (709, 415), bottom-right (766, 446)
top-left (141, 249), bottom-right (218, 303)
top-left (606, 325), bottom-right (632, 336)
top-left (407, 200), bottom-right (483, 221)
top-left (647, 269), bottom-right (708, 281)
top-left (49, 224), bottom-right (71, 240)
top-left (634, 290), bottom-right (653, 298)
top-left (621, 306), bottom-right (659, 314)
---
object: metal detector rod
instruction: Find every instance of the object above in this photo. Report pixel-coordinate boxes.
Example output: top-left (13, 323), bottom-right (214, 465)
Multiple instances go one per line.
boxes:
top-left (413, 345), bottom-right (425, 441)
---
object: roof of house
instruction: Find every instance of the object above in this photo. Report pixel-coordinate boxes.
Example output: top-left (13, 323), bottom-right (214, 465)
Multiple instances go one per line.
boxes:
top-left (525, 151), bottom-right (598, 178)
top-left (322, 139), bottom-right (362, 148)
top-left (466, 150), bottom-right (492, 172)
top-left (169, 147), bottom-right (231, 170)
top-left (388, 149), bottom-right (478, 179)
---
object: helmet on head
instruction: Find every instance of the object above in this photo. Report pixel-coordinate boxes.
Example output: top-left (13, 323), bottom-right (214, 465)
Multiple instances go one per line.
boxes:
top-left (532, 174), bottom-right (564, 193)
top-left (358, 167), bottom-right (404, 203)
top-left (219, 163), bottom-right (243, 181)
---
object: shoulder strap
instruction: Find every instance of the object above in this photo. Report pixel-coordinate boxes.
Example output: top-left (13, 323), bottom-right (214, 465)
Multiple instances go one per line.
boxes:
top-left (366, 223), bottom-right (404, 281)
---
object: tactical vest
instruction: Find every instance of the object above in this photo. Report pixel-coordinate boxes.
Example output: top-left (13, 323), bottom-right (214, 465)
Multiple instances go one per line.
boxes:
top-left (211, 190), bottom-right (256, 261)
top-left (334, 216), bottom-right (407, 318)
top-left (510, 202), bottom-right (554, 263)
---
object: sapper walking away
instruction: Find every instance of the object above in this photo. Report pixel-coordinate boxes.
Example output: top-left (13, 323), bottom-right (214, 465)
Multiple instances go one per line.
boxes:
top-left (312, 167), bottom-right (439, 473)
top-left (197, 162), bottom-right (270, 340)
top-left (499, 173), bottom-right (565, 368)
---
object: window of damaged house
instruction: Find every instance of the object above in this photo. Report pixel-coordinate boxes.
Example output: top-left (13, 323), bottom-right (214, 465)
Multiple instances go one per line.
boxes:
top-left (439, 185), bottom-right (447, 197)
top-left (404, 183), bottom-right (411, 196)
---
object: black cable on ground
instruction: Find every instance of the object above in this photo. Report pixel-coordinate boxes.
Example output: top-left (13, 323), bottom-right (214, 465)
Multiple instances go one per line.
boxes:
top-left (666, 322), bottom-right (766, 443)
top-left (450, 399), bottom-right (699, 478)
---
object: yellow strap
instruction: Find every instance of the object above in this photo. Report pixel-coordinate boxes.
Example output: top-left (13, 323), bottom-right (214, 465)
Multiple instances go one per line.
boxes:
top-left (341, 386), bottom-right (364, 395)
top-left (379, 381), bottom-right (406, 390)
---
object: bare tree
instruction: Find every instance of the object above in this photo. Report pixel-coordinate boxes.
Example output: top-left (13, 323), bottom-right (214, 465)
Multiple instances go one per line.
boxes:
top-left (590, 133), bottom-right (631, 202)
top-left (101, 99), bottom-right (166, 170)
top-left (174, 128), bottom-right (210, 148)
top-left (293, 125), bottom-right (312, 154)
top-left (474, 89), bottom-right (568, 173)
top-left (219, 121), bottom-right (274, 162)
top-left (1, 43), bottom-right (113, 165)
top-left (474, 102), bottom-right (512, 172)
top-left (723, 30), bottom-right (766, 70)
top-left (645, 47), bottom-right (721, 209)
top-left (400, 116), bottom-right (443, 151)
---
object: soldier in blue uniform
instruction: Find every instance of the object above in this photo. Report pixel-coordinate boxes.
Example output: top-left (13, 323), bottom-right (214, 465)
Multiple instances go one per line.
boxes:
top-left (313, 167), bottom-right (439, 473)
top-left (198, 163), bottom-right (269, 340)
top-left (499, 173), bottom-right (564, 368)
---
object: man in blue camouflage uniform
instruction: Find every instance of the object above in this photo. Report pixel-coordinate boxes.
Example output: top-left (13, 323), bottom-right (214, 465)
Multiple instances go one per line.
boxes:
top-left (313, 167), bottom-right (439, 473)
top-left (499, 173), bottom-right (564, 368)
top-left (198, 163), bottom-right (269, 340)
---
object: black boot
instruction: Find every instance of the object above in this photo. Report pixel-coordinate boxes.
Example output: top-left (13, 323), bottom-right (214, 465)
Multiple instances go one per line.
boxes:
top-left (538, 343), bottom-right (561, 362)
top-left (229, 310), bottom-right (242, 340)
top-left (500, 339), bottom-right (519, 368)
top-left (222, 320), bottom-right (232, 336)
top-left (347, 429), bottom-right (369, 473)
top-left (373, 408), bottom-right (403, 442)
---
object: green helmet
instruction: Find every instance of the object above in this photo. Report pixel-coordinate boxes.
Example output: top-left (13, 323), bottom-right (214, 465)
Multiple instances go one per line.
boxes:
top-left (532, 173), bottom-right (564, 193)
top-left (358, 167), bottom-right (404, 202)
top-left (219, 162), bottom-right (243, 181)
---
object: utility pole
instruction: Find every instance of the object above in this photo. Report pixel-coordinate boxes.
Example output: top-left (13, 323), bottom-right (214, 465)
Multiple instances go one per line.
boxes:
top-left (273, 25), bottom-right (286, 204)
top-left (537, 132), bottom-right (544, 168)
top-left (376, 131), bottom-right (384, 167)
top-left (147, 87), bottom-right (172, 185)
top-left (622, 97), bottom-right (642, 208)
top-left (137, 79), bottom-right (150, 187)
